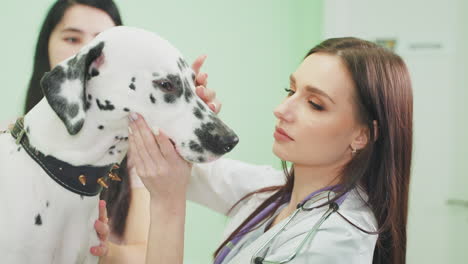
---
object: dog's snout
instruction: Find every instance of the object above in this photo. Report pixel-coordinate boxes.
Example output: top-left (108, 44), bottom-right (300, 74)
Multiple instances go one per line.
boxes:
top-left (221, 135), bottom-right (239, 154)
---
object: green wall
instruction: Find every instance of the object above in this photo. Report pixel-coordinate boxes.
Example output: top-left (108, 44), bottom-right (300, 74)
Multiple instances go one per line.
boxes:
top-left (0, 1), bottom-right (323, 263)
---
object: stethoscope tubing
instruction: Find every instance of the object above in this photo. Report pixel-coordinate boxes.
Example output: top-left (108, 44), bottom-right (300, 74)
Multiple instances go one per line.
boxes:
top-left (252, 202), bottom-right (339, 264)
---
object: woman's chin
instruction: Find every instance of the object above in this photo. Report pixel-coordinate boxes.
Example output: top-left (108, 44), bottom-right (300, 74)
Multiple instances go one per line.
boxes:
top-left (272, 143), bottom-right (289, 161)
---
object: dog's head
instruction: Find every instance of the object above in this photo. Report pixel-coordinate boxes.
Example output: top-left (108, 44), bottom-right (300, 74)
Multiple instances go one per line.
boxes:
top-left (40, 26), bottom-right (238, 163)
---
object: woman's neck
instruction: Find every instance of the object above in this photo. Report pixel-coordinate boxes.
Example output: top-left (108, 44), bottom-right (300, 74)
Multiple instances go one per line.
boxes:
top-left (269, 163), bottom-right (342, 229)
top-left (288, 163), bottom-right (342, 210)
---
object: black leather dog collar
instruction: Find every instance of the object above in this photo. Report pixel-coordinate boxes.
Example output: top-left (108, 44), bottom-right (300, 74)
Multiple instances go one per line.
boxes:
top-left (10, 117), bottom-right (117, 196)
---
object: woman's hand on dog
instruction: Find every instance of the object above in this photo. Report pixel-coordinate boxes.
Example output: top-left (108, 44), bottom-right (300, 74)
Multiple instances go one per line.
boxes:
top-left (127, 112), bottom-right (192, 201)
top-left (90, 55), bottom-right (218, 257)
top-left (192, 55), bottom-right (222, 114)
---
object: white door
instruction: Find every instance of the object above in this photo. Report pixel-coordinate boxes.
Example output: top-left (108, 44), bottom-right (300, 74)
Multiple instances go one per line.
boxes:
top-left (322, 0), bottom-right (468, 263)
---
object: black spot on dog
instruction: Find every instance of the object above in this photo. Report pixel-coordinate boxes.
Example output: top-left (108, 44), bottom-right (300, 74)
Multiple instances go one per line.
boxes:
top-left (195, 122), bottom-right (238, 155)
top-left (96, 99), bottom-right (115, 111)
top-left (90, 68), bottom-right (99, 77)
top-left (132, 77), bottom-right (136, 82)
top-left (192, 73), bottom-right (196, 81)
top-left (197, 156), bottom-right (205, 162)
top-left (46, 201), bottom-right (50, 207)
top-left (35, 214), bottom-right (42, 226)
top-left (115, 136), bottom-right (120, 140)
top-left (109, 151), bottom-right (114, 155)
top-left (80, 195), bottom-right (84, 200)
top-left (150, 94), bottom-right (156, 104)
top-left (118, 150), bottom-right (122, 154)
top-left (85, 94), bottom-right (93, 110)
top-left (152, 72), bottom-right (160, 77)
top-left (193, 107), bottom-right (203, 119)
top-left (177, 58), bottom-right (189, 72)
top-left (123, 107), bottom-right (130, 112)
top-left (17, 146), bottom-right (21, 152)
top-left (197, 101), bottom-right (206, 112)
top-left (183, 79), bottom-right (194, 103)
top-left (178, 58), bottom-right (189, 70)
top-left (154, 74), bottom-right (184, 104)
top-left (26, 126), bottom-right (30, 134)
top-left (189, 140), bottom-right (204, 153)
top-left (98, 125), bottom-right (104, 130)
top-left (177, 60), bottom-right (184, 71)
top-left (109, 145), bottom-right (116, 150)
top-left (124, 137), bottom-right (128, 141)
top-left (181, 142), bottom-right (185, 147)
top-left (129, 83), bottom-right (136, 90)
top-left (164, 94), bottom-right (176, 103)
top-left (68, 103), bottom-right (80, 118)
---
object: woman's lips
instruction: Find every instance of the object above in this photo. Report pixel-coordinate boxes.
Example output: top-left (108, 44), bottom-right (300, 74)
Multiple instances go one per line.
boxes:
top-left (274, 127), bottom-right (294, 141)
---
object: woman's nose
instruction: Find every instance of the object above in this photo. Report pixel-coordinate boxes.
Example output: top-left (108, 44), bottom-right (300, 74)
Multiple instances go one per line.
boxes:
top-left (273, 99), bottom-right (294, 122)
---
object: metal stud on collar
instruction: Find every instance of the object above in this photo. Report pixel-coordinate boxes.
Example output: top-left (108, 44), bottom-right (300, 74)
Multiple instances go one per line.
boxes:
top-left (78, 175), bottom-right (87, 186)
top-left (97, 177), bottom-right (109, 188)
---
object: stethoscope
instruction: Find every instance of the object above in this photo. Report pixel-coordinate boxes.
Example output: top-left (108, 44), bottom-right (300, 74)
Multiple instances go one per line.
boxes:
top-left (214, 186), bottom-right (348, 264)
top-left (251, 190), bottom-right (346, 264)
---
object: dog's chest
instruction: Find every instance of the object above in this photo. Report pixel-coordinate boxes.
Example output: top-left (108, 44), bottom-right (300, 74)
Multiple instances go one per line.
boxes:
top-left (0, 133), bottom-right (99, 263)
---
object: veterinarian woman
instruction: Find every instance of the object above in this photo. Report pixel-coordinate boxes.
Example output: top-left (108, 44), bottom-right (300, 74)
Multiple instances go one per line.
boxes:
top-left (9, 0), bottom-right (211, 263)
top-left (93, 37), bottom-right (413, 264)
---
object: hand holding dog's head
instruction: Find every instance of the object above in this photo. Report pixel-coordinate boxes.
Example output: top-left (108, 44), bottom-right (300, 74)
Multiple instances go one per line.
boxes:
top-left (40, 26), bottom-right (238, 163)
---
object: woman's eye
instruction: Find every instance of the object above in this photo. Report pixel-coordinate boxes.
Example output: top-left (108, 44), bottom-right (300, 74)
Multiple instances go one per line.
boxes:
top-left (64, 37), bottom-right (80, 44)
top-left (284, 88), bottom-right (295, 96)
top-left (309, 100), bottom-right (324, 111)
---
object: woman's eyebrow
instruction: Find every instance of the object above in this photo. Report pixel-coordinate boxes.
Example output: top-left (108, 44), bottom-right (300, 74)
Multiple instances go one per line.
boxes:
top-left (290, 74), bottom-right (335, 104)
top-left (305, 86), bottom-right (335, 104)
top-left (61, 27), bottom-right (84, 34)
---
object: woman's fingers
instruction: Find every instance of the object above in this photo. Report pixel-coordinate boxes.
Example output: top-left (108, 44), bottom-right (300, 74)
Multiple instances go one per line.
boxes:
top-left (196, 73), bottom-right (208, 87)
top-left (90, 243), bottom-right (108, 257)
top-left (94, 219), bottom-right (109, 242)
top-left (129, 114), bottom-right (158, 175)
top-left (98, 200), bottom-right (108, 224)
top-left (192, 55), bottom-right (208, 87)
top-left (195, 86), bottom-right (221, 114)
top-left (191, 55), bottom-right (207, 75)
top-left (91, 201), bottom-right (110, 257)
top-left (154, 130), bottom-right (179, 162)
top-left (128, 129), bottom-right (145, 178)
top-left (131, 113), bottom-right (166, 162)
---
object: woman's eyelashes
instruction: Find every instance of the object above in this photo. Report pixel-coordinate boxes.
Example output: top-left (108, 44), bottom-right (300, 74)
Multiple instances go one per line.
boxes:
top-left (285, 87), bottom-right (295, 96)
top-left (308, 100), bottom-right (324, 111)
top-left (63, 36), bottom-right (81, 44)
top-left (284, 88), bottom-right (324, 111)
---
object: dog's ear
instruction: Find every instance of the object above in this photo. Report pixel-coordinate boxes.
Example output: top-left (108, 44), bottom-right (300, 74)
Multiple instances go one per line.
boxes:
top-left (41, 42), bottom-right (105, 135)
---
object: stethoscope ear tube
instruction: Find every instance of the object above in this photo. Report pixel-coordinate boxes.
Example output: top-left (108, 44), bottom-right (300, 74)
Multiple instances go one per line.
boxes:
top-left (252, 202), bottom-right (341, 264)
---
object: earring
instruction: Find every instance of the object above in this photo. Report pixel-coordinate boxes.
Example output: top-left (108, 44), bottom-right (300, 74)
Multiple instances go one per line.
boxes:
top-left (351, 147), bottom-right (357, 154)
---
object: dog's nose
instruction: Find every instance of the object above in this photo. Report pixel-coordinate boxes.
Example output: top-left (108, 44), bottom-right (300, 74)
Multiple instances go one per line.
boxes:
top-left (221, 135), bottom-right (239, 154)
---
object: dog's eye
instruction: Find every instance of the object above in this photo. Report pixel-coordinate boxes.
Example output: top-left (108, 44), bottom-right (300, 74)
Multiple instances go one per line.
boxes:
top-left (153, 80), bottom-right (175, 92)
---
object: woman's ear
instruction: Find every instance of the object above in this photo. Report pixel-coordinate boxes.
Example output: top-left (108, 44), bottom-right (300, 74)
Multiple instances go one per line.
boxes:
top-left (351, 126), bottom-right (369, 151)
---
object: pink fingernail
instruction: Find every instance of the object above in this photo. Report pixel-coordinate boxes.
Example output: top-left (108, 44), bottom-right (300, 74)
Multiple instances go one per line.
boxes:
top-left (210, 103), bottom-right (216, 111)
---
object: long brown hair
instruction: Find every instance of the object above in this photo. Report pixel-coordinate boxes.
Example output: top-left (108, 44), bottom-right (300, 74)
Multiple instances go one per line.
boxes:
top-left (214, 37), bottom-right (413, 264)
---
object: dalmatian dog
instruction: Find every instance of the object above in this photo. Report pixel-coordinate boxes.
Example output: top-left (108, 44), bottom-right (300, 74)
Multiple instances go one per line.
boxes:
top-left (0, 26), bottom-right (238, 264)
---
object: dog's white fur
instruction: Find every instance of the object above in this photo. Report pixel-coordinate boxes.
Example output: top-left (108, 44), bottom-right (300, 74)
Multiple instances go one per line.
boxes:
top-left (0, 26), bottom-right (237, 263)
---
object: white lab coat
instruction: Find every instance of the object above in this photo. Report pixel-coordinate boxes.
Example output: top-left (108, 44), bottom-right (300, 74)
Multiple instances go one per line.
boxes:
top-left (188, 158), bottom-right (378, 264)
